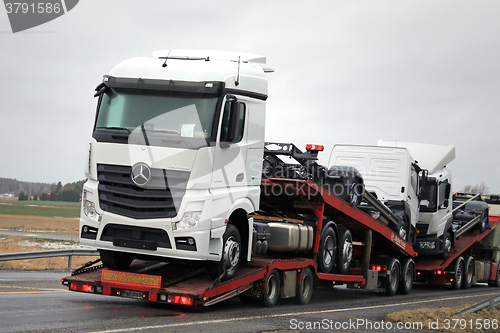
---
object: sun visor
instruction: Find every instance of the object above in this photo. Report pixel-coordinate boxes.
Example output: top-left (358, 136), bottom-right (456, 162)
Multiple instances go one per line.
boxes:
top-left (377, 140), bottom-right (455, 174)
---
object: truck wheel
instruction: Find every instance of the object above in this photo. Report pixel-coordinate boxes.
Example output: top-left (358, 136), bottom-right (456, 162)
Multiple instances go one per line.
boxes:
top-left (336, 229), bottom-right (353, 274)
top-left (440, 231), bottom-right (452, 260)
top-left (208, 224), bottom-right (241, 281)
top-left (99, 250), bottom-right (133, 270)
top-left (398, 259), bottom-right (414, 295)
top-left (451, 256), bottom-right (464, 290)
top-left (462, 256), bottom-right (474, 289)
top-left (348, 181), bottom-right (363, 206)
top-left (479, 210), bottom-right (488, 233)
top-left (488, 264), bottom-right (500, 287)
top-left (263, 269), bottom-right (280, 307)
top-left (318, 227), bottom-right (337, 273)
top-left (296, 267), bottom-right (313, 305)
top-left (385, 258), bottom-right (400, 296)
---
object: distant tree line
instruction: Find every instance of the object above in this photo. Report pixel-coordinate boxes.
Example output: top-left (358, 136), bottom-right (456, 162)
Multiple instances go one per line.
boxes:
top-left (460, 182), bottom-right (489, 195)
top-left (17, 180), bottom-right (86, 202)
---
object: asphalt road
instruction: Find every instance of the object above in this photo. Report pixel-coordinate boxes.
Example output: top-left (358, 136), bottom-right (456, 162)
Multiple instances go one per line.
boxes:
top-left (1, 270), bottom-right (499, 333)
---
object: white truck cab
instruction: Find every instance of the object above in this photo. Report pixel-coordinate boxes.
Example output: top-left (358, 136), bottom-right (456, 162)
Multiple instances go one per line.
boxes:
top-left (80, 50), bottom-right (270, 279)
top-left (329, 143), bottom-right (422, 243)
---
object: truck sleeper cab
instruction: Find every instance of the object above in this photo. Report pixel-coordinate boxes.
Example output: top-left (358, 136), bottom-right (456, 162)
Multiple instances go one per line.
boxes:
top-left (80, 51), bottom-right (269, 280)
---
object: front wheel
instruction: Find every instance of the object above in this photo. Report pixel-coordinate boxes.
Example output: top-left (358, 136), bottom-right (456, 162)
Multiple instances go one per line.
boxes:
top-left (208, 224), bottom-right (241, 281)
top-left (440, 231), bottom-right (452, 260)
top-left (99, 250), bottom-right (134, 270)
top-left (479, 210), bottom-right (489, 233)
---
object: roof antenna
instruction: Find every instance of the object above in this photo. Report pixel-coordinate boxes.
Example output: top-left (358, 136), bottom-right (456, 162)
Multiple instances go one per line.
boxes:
top-left (235, 56), bottom-right (240, 86)
top-left (162, 50), bottom-right (171, 67)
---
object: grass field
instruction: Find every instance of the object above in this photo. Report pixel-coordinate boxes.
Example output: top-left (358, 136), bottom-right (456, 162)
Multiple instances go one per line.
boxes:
top-left (0, 214), bottom-right (79, 233)
top-left (0, 200), bottom-right (80, 218)
top-left (386, 303), bottom-right (499, 333)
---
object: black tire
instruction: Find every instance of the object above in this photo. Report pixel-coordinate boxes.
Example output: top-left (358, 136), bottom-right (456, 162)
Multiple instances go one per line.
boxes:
top-left (440, 231), bottom-right (452, 260)
top-left (398, 259), bottom-right (414, 295)
top-left (263, 269), bottom-right (280, 307)
top-left (488, 263), bottom-right (500, 287)
top-left (317, 227), bottom-right (337, 273)
top-left (296, 267), bottom-right (313, 305)
top-left (336, 229), bottom-right (353, 274)
top-left (99, 250), bottom-right (133, 270)
top-left (462, 256), bottom-right (474, 289)
top-left (451, 256), bottom-right (464, 290)
top-left (208, 224), bottom-right (241, 281)
top-left (348, 180), bottom-right (363, 206)
top-left (385, 258), bottom-right (400, 296)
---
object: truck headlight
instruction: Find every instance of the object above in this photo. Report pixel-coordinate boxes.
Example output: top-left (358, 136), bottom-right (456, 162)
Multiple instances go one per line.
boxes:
top-left (83, 191), bottom-right (99, 221)
top-left (173, 212), bottom-right (201, 230)
top-left (419, 241), bottom-right (436, 249)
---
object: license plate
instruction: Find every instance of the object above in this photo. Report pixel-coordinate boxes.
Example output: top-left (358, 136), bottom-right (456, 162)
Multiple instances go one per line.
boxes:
top-left (121, 290), bottom-right (144, 299)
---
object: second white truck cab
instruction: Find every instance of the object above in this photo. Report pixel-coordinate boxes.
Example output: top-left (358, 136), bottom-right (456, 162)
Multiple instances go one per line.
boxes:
top-left (379, 141), bottom-right (456, 257)
top-left (329, 143), bottom-right (422, 243)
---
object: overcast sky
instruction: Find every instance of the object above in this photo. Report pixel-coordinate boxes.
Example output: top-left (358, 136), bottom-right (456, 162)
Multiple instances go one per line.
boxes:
top-left (1, 0), bottom-right (499, 193)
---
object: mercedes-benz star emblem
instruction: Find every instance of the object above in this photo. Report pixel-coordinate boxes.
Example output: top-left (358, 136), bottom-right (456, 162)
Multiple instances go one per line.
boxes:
top-left (131, 163), bottom-right (152, 186)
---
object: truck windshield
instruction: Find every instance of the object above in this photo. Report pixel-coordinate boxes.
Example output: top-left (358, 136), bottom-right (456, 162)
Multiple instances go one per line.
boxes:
top-left (94, 88), bottom-right (218, 149)
top-left (419, 180), bottom-right (437, 212)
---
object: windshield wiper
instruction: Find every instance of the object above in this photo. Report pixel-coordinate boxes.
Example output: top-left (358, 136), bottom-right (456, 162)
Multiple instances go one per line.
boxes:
top-left (96, 126), bottom-right (131, 133)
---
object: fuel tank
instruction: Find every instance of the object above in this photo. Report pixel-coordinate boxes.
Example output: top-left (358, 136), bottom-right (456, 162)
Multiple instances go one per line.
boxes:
top-left (267, 222), bottom-right (314, 252)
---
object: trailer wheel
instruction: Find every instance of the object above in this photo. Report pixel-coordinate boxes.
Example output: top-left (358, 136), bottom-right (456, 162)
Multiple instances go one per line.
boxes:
top-left (398, 259), bottom-right (414, 295)
top-left (451, 256), bottom-right (464, 290)
top-left (385, 258), bottom-right (400, 296)
top-left (296, 267), bottom-right (313, 305)
top-left (208, 224), bottom-right (241, 281)
top-left (462, 256), bottom-right (474, 289)
top-left (99, 250), bottom-right (133, 270)
top-left (318, 227), bottom-right (337, 273)
top-left (488, 264), bottom-right (500, 287)
top-left (263, 269), bottom-right (280, 307)
top-left (337, 229), bottom-right (353, 274)
top-left (440, 231), bottom-right (452, 260)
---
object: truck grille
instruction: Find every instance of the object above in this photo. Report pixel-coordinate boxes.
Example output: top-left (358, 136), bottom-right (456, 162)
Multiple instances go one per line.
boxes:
top-left (97, 164), bottom-right (189, 219)
top-left (416, 223), bottom-right (429, 235)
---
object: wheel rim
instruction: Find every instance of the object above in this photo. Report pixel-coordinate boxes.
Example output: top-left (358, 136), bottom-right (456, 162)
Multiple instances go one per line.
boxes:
top-left (455, 261), bottom-right (463, 286)
top-left (341, 238), bottom-right (353, 270)
top-left (323, 235), bottom-right (334, 265)
top-left (399, 225), bottom-right (407, 240)
top-left (444, 236), bottom-right (452, 254)
top-left (267, 274), bottom-right (278, 301)
top-left (466, 262), bottom-right (473, 283)
top-left (404, 265), bottom-right (413, 288)
top-left (389, 265), bottom-right (398, 290)
top-left (223, 236), bottom-right (240, 273)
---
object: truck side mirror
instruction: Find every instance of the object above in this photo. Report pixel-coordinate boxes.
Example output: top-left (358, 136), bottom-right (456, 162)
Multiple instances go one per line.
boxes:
top-left (226, 101), bottom-right (240, 143)
top-left (441, 199), bottom-right (449, 209)
top-left (445, 183), bottom-right (451, 198)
